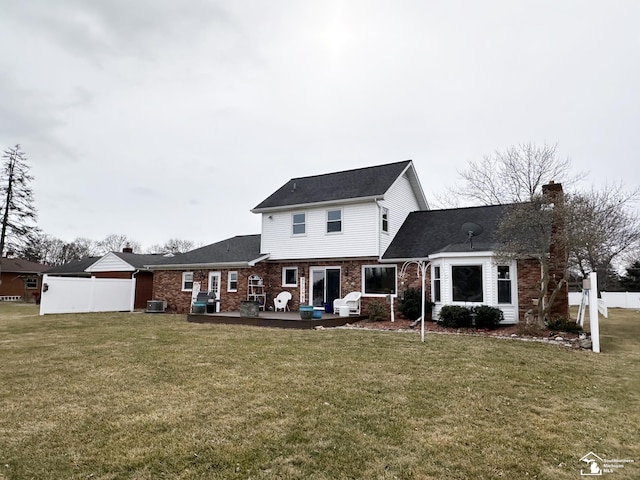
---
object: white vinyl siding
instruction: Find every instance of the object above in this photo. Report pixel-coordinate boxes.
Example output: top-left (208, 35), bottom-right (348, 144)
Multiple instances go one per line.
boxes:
top-left (378, 172), bottom-right (422, 254)
top-left (262, 202), bottom-right (380, 260)
top-left (430, 254), bottom-right (518, 324)
top-left (85, 252), bottom-right (135, 272)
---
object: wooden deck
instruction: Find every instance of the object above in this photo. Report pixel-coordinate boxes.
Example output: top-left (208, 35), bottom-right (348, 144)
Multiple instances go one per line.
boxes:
top-left (186, 310), bottom-right (367, 329)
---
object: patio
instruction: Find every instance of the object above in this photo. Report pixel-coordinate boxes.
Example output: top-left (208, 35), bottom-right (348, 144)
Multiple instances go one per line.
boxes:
top-left (186, 310), bottom-right (368, 329)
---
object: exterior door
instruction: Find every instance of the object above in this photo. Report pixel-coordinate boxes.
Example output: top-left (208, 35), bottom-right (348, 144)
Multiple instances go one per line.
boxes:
top-left (208, 271), bottom-right (221, 312)
top-left (310, 267), bottom-right (341, 308)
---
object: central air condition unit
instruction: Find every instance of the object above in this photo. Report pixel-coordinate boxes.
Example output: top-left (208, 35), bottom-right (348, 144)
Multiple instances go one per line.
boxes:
top-left (146, 300), bottom-right (167, 313)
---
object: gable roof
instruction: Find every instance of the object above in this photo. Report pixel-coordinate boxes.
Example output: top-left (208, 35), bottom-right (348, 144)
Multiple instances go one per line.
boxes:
top-left (382, 204), bottom-right (509, 260)
top-left (252, 160), bottom-right (427, 212)
top-left (85, 252), bottom-right (170, 272)
top-left (0, 258), bottom-right (50, 274)
top-left (147, 235), bottom-right (262, 269)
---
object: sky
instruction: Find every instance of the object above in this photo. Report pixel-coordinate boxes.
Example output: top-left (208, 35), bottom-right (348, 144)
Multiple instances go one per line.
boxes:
top-left (1, 0), bottom-right (639, 252)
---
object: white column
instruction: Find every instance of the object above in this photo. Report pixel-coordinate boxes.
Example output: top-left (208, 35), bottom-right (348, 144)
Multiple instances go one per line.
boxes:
top-left (588, 271), bottom-right (600, 353)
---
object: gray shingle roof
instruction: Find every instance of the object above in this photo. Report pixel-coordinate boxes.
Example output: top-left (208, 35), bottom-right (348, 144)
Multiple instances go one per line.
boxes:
top-left (382, 204), bottom-right (509, 260)
top-left (252, 160), bottom-right (414, 211)
top-left (0, 258), bottom-right (50, 274)
top-left (150, 234), bottom-right (262, 268)
top-left (43, 257), bottom-right (101, 275)
top-left (112, 252), bottom-right (171, 269)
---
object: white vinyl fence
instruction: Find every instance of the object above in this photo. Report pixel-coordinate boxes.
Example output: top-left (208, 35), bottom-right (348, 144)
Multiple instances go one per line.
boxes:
top-left (569, 291), bottom-right (640, 309)
top-left (39, 274), bottom-right (136, 315)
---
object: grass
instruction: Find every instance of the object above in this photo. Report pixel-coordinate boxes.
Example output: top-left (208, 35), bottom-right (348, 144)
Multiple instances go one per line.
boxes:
top-left (0, 303), bottom-right (638, 479)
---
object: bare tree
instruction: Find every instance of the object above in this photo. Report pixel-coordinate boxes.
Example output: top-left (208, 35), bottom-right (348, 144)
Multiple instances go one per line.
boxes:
top-left (495, 190), bottom-right (569, 326)
top-left (0, 145), bottom-right (37, 256)
top-left (435, 142), bottom-right (587, 207)
top-left (566, 183), bottom-right (640, 291)
top-left (147, 238), bottom-right (196, 254)
top-left (97, 234), bottom-right (141, 254)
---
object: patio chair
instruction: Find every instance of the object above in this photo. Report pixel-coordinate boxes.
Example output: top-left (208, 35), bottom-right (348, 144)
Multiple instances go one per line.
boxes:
top-left (273, 291), bottom-right (292, 312)
top-left (333, 292), bottom-right (361, 315)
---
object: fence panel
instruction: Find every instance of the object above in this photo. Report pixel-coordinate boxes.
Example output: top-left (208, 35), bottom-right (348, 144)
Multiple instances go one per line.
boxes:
top-left (39, 275), bottom-right (135, 315)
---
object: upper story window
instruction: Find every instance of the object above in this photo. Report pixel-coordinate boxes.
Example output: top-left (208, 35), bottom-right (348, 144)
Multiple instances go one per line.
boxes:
top-left (363, 265), bottom-right (397, 295)
top-left (497, 266), bottom-right (512, 304)
top-left (292, 212), bottom-right (306, 235)
top-left (182, 272), bottom-right (194, 291)
top-left (432, 266), bottom-right (441, 302)
top-left (327, 209), bottom-right (342, 233)
top-left (452, 265), bottom-right (483, 302)
top-left (228, 271), bottom-right (238, 292)
top-left (282, 267), bottom-right (298, 286)
top-left (381, 207), bottom-right (389, 233)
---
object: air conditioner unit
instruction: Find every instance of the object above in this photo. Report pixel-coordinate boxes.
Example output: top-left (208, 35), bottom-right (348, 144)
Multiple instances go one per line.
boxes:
top-left (146, 300), bottom-right (167, 313)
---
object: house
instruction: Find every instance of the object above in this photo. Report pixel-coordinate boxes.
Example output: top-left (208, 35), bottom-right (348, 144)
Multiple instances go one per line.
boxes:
top-left (149, 160), bottom-right (568, 324)
top-left (0, 257), bottom-right (50, 301)
top-left (149, 160), bottom-right (428, 314)
top-left (45, 247), bottom-right (167, 310)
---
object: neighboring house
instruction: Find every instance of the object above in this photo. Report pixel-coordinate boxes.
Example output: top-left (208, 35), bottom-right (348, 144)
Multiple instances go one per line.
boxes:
top-left (148, 160), bottom-right (568, 324)
top-left (45, 248), bottom-right (167, 310)
top-left (0, 257), bottom-right (50, 301)
top-left (150, 160), bottom-right (428, 314)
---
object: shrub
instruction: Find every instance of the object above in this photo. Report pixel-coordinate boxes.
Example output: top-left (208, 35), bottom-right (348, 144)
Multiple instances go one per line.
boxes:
top-left (398, 288), bottom-right (434, 321)
top-left (546, 317), bottom-right (583, 333)
top-left (438, 305), bottom-right (472, 328)
top-left (367, 301), bottom-right (388, 322)
top-left (472, 305), bottom-right (504, 330)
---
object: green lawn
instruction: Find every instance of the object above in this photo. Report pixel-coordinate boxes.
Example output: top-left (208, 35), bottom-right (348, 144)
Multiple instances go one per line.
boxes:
top-left (1, 303), bottom-right (638, 479)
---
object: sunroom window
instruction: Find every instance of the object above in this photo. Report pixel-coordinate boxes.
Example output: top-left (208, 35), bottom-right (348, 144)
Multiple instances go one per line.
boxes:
top-left (452, 265), bottom-right (483, 302)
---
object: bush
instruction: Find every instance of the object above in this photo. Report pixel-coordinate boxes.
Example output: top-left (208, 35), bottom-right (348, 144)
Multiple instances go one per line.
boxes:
top-left (438, 305), bottom-right (472, 328)
top-left (546, 317), bottom-right (583, 333)
top-left (472, 305), bottom-right (504, 330)
top-left (398, 288), bottom-right (434, 321)
top-left (367, 301), bottom-right (388, 322)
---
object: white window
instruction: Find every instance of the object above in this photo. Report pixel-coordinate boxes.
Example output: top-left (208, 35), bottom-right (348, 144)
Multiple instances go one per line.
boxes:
top-left (381, 207), bottom-right (389, 233)
top-left (228, 271), bottom-right (238, 292)
top-left (182, 272), bottom-right (194, 291)
top-left (282, 267), bottom-right (298, 287)
top-left (292, 212), bottom-right (306, 235)
top-left (497, 266), bottom-right (512, 304)
top-left (432, 266), bottom-right (441, 302)
top-left (363, 265), bottom-right (397, 295)
top-left (327, 209), bottom-right (342, 233)
top-left (452, 265), bottom-right (483, 302)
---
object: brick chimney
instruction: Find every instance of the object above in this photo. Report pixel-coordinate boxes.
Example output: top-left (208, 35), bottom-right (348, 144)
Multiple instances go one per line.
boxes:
top-left (542, 180), bottom-right (569, 319)
top-left (122, 244), bottom-right (133, 254)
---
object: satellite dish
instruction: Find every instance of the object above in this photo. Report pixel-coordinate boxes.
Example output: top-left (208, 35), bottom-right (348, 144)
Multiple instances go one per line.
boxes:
top-left (461, 222), bottom-right (483, 249)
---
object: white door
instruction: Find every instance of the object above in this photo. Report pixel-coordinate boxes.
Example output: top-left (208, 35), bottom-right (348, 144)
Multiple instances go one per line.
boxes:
top-left (208, 271), bottom-right (221, 312)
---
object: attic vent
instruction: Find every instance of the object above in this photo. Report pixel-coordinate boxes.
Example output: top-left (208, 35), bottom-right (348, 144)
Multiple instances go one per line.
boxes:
top-left (292, 182), bottom-right (297, 192)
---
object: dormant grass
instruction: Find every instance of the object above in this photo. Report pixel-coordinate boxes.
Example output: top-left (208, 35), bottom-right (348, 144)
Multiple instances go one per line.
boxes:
top-left (0, 303), bottom-right (638, 479)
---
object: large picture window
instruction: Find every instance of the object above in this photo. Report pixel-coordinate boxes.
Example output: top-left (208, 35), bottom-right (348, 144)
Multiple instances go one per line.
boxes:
top-left (497, 266), bottom-right (512, 304)
top-left (363, 265), bottom-right (396, 295)
top-left (452, 265), bottom-right (483, 302)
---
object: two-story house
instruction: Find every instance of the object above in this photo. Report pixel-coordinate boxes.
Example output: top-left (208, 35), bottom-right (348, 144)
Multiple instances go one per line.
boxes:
top-left (149, 160), bottom-right (428, 314)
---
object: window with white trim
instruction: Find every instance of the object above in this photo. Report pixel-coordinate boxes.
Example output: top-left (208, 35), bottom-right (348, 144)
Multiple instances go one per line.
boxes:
top-left (282, 267), bottom-right (298, 287)
top-left (25, 277), bottom-right (38, 289)
top-left (381, 207), bottom-right (389, 233)
top-left (228, 271), bottom-right (238, 292)
top-left (182, 272), bottom-right (194, 291)
top-left (497, 266), bottom-right (512, 304)
top-left (433, 266), bottom-right (441, 302)
top-left (452, 265), bottom-right (483, 302)
top-left (363, 265), bottom-right (397, 295)
top-left (327, 209), bottom-right (342, 233)
top-left (292, 212), bottom-right (306, 235)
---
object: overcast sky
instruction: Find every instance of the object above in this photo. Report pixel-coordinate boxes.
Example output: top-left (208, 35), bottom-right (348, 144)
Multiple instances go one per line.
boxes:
top-left (1, 0), bottom-right (639, 251)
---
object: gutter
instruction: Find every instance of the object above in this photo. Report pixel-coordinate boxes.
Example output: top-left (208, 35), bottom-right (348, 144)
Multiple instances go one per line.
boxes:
top-left (248, 253), bottom-right (271, 267)
top-left (251, 195), bottom-right (384, 214)
top-left (145, 261), bottom-right (254, 270)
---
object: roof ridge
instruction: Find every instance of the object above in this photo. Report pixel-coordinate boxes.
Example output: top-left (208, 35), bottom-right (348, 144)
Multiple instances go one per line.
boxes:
top-left (289, 159), bottom-right (412, 181)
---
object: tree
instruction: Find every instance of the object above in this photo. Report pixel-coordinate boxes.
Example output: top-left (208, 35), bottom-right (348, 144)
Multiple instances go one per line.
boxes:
top-left (495, 190), bottom-right (569, 327)
top-left (619, 260), bottom-right (640, 291)
top-left (0, 145), bottom-right (37, 257)
top-left (435, 142), bottom-right (586, 207)
top-left (97, 234), bottom-right (141, 254)
top-left (147, 238), bottom-right (196, 254)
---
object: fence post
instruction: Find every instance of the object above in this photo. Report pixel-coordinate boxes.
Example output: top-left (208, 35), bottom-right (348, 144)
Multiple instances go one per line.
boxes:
top-left (588, 272), bottom-right (600, 353)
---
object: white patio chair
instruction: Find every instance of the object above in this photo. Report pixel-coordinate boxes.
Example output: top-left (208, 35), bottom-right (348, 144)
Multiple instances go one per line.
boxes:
top-left (274, 291), bottom-right (292, 312)
top-left (333, 292), bottom-right (362, 315)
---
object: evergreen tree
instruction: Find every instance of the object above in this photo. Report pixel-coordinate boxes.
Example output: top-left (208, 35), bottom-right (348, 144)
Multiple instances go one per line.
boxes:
top-left (0, 145), bottom-right (36, 257)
